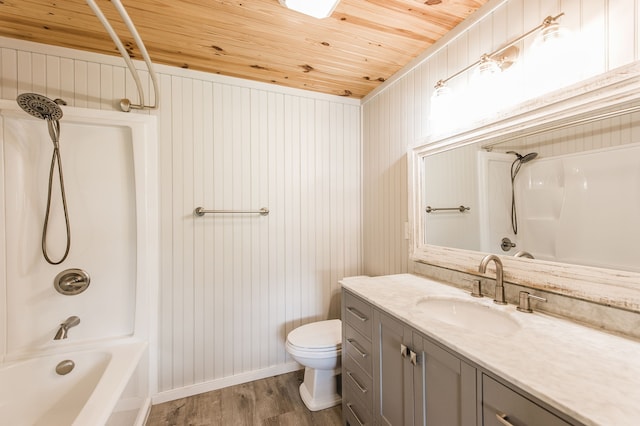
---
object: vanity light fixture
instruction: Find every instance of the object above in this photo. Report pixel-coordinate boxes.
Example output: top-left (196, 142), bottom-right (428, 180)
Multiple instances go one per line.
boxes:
top-left (279, 0), bottom-right (341, 19)
top-left (431, 13), bottom-right (567, 104)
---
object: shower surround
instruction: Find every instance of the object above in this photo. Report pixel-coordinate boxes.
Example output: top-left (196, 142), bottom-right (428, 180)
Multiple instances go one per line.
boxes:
top-left (0, 99), bottom-right (158, 423)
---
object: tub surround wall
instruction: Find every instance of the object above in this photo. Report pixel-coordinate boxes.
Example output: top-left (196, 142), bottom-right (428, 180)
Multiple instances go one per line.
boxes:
top-left (0, 36), bottom-right (362, 399)
top-left (1, 106), bottom-right (138, 355)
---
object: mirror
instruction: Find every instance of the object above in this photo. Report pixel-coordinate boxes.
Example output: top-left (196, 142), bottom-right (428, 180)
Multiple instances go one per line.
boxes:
top-left (421, 139), bottom-right (640, 273)
top-left (409, 61), bottom-right (640, 311)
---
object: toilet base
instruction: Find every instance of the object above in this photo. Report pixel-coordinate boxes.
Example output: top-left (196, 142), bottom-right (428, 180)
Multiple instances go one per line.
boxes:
top-left (298, 367), bottom-right (342, 411)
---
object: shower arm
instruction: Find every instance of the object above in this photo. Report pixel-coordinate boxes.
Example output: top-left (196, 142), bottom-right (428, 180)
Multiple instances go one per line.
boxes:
top-left (85, 0), bottom-right (159, 112)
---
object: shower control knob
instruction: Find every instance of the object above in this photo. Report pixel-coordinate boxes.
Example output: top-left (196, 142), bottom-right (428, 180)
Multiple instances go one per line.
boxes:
top-left (54, 268), bottom-right (91, 295)
top-left (501, 237), bottom-right (516, 252)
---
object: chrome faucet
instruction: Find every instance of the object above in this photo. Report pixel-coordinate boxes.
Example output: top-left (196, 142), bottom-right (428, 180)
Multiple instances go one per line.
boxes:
top-left (479, 255), bottom-right (506, 305)
top-left (54, 316), bottom-right (80, 340)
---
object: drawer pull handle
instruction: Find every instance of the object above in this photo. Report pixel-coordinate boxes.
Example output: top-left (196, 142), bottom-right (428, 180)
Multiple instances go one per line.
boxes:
top-left (347, 402), bottom-right (365, 426)
top-left (347, 306), bottom-right (368, 322)
top-left (400, 343), bottom-right (408, 358)
top-left (347, 338), bottom-right (368, 358)
top-left (496, 412), bottom-right (515, 426)
top-left (346, 370), bottom-right (368, 394)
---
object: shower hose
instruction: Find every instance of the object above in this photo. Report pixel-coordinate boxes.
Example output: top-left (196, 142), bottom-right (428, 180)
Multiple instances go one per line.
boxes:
top-left (42, 118), bottom-right (71, 265)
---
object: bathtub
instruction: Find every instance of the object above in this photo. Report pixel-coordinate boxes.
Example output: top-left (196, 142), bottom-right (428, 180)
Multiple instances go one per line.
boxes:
top-left (0, 340), bottom-right (148, 426)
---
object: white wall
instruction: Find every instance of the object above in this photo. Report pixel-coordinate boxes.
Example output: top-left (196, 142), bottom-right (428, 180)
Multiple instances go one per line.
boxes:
top-left (362, 0), bottom-right (640, 276)
top-left (0, 37), bottom-right (362, 397)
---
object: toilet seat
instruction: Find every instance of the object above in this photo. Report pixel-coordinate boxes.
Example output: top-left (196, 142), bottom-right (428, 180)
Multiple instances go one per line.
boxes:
top-left (286, 319), bottom-right (341, 351)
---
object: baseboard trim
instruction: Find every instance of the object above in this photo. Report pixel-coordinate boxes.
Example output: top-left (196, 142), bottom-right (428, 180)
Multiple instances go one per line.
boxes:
top-left (151, 362), bottom-right (302, 405)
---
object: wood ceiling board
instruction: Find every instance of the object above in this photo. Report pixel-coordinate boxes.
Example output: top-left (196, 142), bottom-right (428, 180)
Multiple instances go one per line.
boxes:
top-left (0, 0), bottom-right (489, 98)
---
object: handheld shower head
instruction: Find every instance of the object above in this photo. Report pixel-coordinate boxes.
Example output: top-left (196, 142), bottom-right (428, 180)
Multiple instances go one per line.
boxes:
top-left (16, 93), bottom-right (64, 121)
top-left (507, 151), bottom-right (538, 235)
top-left (16, 92), bottom-right (71, 265)
top-left (506, 151), bottom-right (538, 162)
top-left (520, 152), bottom-right (538, 163)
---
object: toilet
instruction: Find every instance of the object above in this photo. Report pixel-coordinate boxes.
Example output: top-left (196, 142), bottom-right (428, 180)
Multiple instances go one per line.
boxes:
top-left (285, 319), bottom-right (342, 411)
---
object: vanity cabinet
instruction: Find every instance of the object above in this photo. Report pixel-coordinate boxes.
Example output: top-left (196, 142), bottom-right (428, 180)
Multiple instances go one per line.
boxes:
top-left (342, 288), bottom-right (581, 426)
top-left (373, 309), bottom-right (477, 426)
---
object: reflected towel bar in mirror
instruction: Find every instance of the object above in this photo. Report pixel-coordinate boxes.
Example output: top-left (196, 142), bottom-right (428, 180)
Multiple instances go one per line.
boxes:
top-left (194, 207), bottom-right (270, 216)
top-left (425, 205), bottom-right (470, 213)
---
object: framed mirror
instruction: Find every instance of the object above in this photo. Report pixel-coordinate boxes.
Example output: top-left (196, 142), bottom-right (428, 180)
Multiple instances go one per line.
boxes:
top-left (409, 61), bottom-right (640, 312)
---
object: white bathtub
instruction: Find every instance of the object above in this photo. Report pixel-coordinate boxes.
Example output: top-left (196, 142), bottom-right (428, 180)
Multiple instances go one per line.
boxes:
top-left (0, 340), bottom-right (147, 426)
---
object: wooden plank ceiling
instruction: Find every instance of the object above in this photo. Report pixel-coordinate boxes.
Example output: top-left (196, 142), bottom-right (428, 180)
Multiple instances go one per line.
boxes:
top-left (0, 0), bottom-right (488, 98)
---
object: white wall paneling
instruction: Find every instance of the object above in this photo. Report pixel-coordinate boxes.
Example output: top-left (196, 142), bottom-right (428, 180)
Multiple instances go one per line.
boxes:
top-left (0, 37), bottom-right (362, 398)
top-left (362, 0), bottom-right (640, 276)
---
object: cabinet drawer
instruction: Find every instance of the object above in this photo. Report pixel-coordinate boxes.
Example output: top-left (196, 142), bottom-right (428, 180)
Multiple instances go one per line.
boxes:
top-left (344, 292), bottom-right (372, 340)
top-left (343, 350), bottom-right (373, 412)
top-left (344, 325), bottom-right (372, 376)
top-left (483, 375), bottom-right (572, 426)
top-left (344, 397), bottom-right (371, 426)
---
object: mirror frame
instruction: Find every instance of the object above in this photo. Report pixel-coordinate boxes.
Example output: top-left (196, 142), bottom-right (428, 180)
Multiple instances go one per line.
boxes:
top-left (409, 61), bottom-right (640, 313)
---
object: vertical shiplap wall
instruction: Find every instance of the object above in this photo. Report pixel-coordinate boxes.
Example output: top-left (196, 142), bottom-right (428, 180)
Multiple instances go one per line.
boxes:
top-left (0, 38), bottom-right (362, 395)
top-left (362, 0), bottom-right (640, 276)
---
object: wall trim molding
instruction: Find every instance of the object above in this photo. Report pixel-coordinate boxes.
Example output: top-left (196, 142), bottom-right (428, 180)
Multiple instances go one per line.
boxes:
top-left (151, 362), bottom-right (302, 405)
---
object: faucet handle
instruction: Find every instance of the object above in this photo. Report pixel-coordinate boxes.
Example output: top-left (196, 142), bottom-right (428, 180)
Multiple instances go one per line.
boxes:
top-left (517, 291), bottom-right (547, 313)
top-left (464, 279), bottom-right (483, 298)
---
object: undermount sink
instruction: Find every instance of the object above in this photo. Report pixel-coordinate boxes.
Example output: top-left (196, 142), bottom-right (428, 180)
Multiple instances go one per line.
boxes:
top-left (410, 297), bottom-right (521, 335)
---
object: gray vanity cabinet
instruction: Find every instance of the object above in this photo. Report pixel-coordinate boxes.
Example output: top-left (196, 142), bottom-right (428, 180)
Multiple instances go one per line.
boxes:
top-left (372, 308), bottom-right (477, 426)
top-left (342, 287), bottom-right (583, 426)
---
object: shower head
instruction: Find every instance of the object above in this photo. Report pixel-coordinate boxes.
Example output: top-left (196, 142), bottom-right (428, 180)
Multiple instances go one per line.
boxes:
top-left (16, 93), bottom-right (64, 121)
top-left (506, 151), bottom-right (538, 163)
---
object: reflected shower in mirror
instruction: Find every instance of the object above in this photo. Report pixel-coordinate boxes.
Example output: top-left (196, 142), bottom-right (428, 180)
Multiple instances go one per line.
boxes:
top-left (421, 135), bottom-right (640, 273)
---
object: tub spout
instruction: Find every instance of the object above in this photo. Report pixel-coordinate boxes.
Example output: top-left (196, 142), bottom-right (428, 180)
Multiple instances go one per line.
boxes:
top-left (54, 316), bottom-right (80, 340)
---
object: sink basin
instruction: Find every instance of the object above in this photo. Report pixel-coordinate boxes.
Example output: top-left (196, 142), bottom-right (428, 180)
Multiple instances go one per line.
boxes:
top-left (410, 297), bottom-right (521, 335)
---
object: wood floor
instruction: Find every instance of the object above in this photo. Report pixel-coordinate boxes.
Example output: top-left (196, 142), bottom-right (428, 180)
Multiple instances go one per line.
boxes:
top-left (146, 370), bottom-right (342, 426)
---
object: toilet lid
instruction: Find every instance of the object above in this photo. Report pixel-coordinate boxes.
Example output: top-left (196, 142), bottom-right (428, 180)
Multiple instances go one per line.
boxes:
top-left (287, 319), bottom-right (342, 350)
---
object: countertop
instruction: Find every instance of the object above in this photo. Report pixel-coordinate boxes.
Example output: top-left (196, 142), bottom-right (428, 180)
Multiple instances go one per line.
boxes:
top-left (340, 274), bottom-right (640, 426)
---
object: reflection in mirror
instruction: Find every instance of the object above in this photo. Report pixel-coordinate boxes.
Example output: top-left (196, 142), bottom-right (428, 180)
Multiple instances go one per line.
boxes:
top-left (422, 127), bottom-right (640, 273)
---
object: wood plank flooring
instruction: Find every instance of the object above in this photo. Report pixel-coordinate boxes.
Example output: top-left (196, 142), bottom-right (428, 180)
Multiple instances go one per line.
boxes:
top-left (146, 370), bottom-right (342, 426)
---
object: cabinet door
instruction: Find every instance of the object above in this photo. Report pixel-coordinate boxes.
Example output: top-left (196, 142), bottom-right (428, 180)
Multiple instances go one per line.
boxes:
top-left (416, 336), bottom-right (477, 426)
top-left (374, 310), bottom-right (413, 426)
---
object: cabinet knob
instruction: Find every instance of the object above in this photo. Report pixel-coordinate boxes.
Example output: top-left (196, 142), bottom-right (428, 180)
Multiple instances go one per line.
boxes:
top-left (400, 343), bottom-right (408, 358)
top-left (410, 350), bottom-right (419, 366)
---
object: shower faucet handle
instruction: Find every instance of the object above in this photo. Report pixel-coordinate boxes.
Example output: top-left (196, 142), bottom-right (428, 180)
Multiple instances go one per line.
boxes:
top-left (501, 237), bottom-right (516, 251)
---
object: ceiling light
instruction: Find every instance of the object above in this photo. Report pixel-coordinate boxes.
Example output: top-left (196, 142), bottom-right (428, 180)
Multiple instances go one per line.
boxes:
top-left (279, 0), bottom-right (341, 19)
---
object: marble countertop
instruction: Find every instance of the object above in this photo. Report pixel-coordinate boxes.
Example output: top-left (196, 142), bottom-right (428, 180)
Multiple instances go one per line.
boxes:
top-left (340, 274), bottom-right (640, 426)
